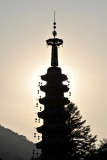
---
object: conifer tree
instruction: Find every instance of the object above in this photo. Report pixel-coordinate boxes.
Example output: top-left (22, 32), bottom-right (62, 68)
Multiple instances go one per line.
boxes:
top-left (96, 138), bottom-right (107, 160)
top-left (98, 138), bottom-right (107, 152)
top-left (66, 102), bottom-right (97, 160)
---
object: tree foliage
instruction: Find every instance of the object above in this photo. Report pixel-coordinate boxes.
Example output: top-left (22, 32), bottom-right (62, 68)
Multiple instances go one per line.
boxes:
top-left (95, 138), bottom-right (107, 160)
top-left (98, 138), bottom-right (107, 152)
top-left (66, 102), bottom-right (97, 160)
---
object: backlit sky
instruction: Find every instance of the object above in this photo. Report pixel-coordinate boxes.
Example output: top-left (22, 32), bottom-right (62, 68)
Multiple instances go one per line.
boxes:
top-left (0, 0), bottom-right (107, 144)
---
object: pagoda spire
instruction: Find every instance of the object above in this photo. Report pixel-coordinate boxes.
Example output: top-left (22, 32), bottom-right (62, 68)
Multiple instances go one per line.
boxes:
top-left (46, 12), bottom-right (63, 67)
top-left (36, 15), bottom-right (70, 160)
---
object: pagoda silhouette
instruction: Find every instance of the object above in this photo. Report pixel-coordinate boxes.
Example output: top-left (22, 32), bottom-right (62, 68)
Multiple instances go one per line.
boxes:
top-left (36, 14), bottom-right (70, 160)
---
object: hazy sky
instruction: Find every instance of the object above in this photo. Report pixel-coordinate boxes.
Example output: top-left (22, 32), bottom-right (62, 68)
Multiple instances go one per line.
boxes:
top-left (0, 0), bottom-right (107, 144)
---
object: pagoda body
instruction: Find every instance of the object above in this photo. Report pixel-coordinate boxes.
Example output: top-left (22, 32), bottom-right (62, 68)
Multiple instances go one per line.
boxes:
top-left (36, 18), bottom-right (70, 160)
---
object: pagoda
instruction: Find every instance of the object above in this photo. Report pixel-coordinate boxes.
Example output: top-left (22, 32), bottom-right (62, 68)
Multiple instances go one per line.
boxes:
top-left (36, 15), bottom-right (70, 160)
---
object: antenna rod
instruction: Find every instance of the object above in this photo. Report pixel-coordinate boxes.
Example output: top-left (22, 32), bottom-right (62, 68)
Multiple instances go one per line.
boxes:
top-left (54, 11), bottom-right (56, 22)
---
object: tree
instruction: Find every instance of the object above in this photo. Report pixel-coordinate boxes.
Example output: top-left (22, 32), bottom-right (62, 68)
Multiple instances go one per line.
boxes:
top-left (96, 138), bottom-right (107, 160)
top-left (66, 102), bottom-right (97, 160)
top-left (98, 138), bottom-right (107, 152)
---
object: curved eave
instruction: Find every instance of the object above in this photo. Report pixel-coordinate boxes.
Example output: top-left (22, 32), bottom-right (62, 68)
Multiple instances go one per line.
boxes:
top-left (40, 85), bottom-right (69, 93)
top-left (41, 74), bottom-right (67, 82)
top-left (39, 97), bottom-right (70, 105)
top-left (38, 110), bottom-right (69, 119)
top-left (37, 124), bottom-right (70, 134)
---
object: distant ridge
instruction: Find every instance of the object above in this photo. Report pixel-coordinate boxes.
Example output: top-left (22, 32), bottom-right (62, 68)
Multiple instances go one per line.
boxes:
top-left (0, 125), bottom-right (34, 160)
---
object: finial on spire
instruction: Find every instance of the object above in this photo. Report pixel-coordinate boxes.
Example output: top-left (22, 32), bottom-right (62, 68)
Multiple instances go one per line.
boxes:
top-left (53, 11), bottom-right (57, 38)
top-left (46, 13), bottom-right (63, 67)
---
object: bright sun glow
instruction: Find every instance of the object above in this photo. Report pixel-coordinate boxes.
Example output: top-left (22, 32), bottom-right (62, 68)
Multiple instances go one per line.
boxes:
top-left (29, 63), bottom-right (48, 97)
top-left (29, 63), bottom-right (78, 102)
top-left (29, 63), bottom-right (79, 143)
top-left (60, 64), bottom-right (78, 98)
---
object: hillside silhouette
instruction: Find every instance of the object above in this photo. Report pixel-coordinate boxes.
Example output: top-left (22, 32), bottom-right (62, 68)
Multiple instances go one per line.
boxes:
top-left (0, 125), bottom-right (35, 160)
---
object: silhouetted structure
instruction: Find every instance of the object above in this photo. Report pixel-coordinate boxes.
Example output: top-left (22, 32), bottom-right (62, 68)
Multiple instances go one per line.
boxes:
top-left (36, 15), bottom-right (70, 160)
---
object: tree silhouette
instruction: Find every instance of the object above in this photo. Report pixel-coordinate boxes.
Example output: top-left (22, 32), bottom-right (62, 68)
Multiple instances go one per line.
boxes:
top-left (98, 138), bottom-right (107, 152)
top-left (95, 138), bottom-right (107, 160)
top-left (66, 102), bottom-right (97, 160)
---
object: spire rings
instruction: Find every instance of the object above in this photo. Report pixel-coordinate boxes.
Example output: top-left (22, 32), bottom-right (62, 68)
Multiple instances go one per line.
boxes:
top-left (46, 38), bottom-right (63, 46)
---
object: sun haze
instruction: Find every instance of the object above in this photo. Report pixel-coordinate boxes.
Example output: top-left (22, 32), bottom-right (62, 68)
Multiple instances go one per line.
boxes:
top-left (0, 0), bottom-right (107, 143)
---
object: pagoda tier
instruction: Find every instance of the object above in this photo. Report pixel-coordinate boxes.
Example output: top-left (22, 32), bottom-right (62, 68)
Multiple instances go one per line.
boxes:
top-left (41, 67), bottom-right (67, 81)
top-left (36, 66), bottom-right (70, 160)
top-left (36, 139), bottom-right (70, 160)
top-left (40, 84), bottom-right (69, 93)
top-left (38, 109), bottom-right (69, 119)
top-left (36, 139), bottom-right (70, 148)
top-left (39, 96), bottom-right (69, 105)
top-left (37, 124), bottom-right (70, 134)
